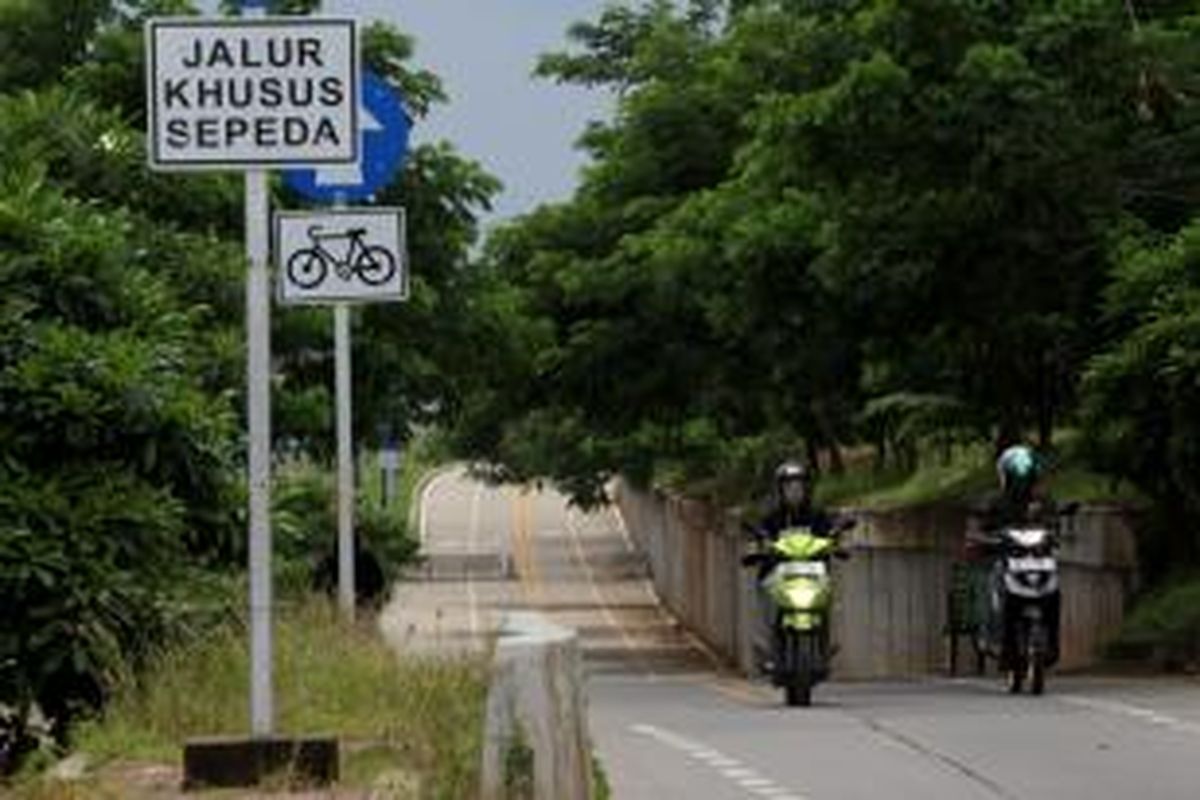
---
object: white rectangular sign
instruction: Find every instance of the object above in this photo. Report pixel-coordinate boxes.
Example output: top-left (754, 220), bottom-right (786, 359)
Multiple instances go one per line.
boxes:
top-left (276, 209), bottom-right (408, 304)
top-left (147, 18), bottom-right (359, 169)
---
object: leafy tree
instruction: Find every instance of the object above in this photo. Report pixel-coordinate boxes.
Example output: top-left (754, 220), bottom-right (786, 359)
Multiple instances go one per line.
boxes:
top-left (0, 0), bottom-right (112, 91)
top-left (454, 0), bottom-right (1200, 512)
top-left (0, 162), bottom-right (242, 744)
top-left (1082, 223), bottom-right (1200, 578)
top-left (0, 0), bottom-right (496, 752)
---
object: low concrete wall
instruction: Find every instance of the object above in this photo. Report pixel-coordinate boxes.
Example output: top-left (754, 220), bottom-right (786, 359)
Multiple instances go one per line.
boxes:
top-left (480, 612), bottom-right (593, 800)
top-left (616, 483), bottom-right (1139, 678)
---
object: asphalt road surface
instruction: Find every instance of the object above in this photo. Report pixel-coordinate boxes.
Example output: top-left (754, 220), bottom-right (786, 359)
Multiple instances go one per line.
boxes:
top-left (386, 467), bottom-right (1200, 800)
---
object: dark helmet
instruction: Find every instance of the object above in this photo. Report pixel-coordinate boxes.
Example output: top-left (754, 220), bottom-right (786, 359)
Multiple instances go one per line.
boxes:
top-left (775, 460), bottom-right (813, 506)
top-left (996, 445), bottom-right (1039, 498)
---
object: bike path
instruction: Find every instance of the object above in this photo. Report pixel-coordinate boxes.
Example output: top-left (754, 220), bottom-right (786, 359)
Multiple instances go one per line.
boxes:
top-left (390, 469), bottom-right (1200, 799)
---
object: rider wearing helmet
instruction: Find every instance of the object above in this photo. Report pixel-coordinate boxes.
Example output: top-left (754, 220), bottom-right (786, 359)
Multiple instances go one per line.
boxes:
top-left (748, 460), bottom-right (838, 675)
top-left (759, 460), bottom-right (836, 541)
top-left (996, 444), bottom-right (1040, 520)
top-left (978, 443), bottom-right (1062, 669)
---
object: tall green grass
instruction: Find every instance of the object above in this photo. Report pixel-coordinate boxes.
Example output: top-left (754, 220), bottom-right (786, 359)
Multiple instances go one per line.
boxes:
top-left (359, 432), bottom-right (450, 529)
top-left (71, 599), bottom-right (490, 796)
top-left (817, 435), bottom-right (1145, 510)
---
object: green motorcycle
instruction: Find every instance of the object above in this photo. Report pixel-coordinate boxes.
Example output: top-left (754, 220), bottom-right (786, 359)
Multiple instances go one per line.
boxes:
top-left (743, 522), bottom-right (853, 706)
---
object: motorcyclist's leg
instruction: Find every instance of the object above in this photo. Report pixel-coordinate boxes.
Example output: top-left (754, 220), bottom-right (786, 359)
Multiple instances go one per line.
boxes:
top-left (987, 563), bottom-right (1006, 665)
top-left (1002, 593), bottom-right (1020, 669)
top-left (753, 585), bottom-right (777, 675)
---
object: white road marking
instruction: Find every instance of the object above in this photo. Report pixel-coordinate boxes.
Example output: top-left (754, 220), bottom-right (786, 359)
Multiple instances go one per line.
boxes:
top-left (608, 495), bottom-right (637, 553)
top-left (592, 503), bottom-right (728, 675)
top-left (565, 506), bottom-right (645, 670)
top-left (467, 482), bottom-right (483, 638)
top-left (1061, 695), bottom-right (1200, 737)
top-left (615, 501), bottom-right (726, 673)
top-left (630, 723), bottom-right (812, 799)
top-left (418, 468), bottom-right (457, 545)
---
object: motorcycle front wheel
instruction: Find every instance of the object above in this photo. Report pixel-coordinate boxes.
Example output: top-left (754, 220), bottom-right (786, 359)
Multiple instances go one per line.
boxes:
top-left (1008, 621), bottom-right (1027, 694)
top-left (784, 632), bottom-right (814, 707)
top-left (1028, 620), bottom-right (1047, 695)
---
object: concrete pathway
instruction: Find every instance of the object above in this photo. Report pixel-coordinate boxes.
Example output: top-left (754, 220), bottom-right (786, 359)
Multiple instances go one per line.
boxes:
top-left (389, 468), bottom-right (1200, 800)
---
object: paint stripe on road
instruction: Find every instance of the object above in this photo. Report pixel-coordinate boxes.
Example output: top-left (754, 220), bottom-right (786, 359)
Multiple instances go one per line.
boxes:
top-left (418, 467), bottom-right (459, 546)
top-left (1061, 695), bottom-right (1200, 737)
top-left (565, 507), bottom-right (647, 673)
top-left (466, 482), bottom-right (483, 638)
top-left (630, 723), bottom-right (812, 799)
top-left (607, 491), bottom-right (637, 553)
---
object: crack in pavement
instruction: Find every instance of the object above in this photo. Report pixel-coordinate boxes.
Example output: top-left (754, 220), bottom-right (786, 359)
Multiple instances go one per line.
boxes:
top-left (853, 714), bottom-right (1022, 800)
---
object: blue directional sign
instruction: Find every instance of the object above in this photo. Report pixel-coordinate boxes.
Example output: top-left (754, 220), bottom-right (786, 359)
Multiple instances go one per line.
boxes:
top-left (284, 70), bottom-right (412, 203)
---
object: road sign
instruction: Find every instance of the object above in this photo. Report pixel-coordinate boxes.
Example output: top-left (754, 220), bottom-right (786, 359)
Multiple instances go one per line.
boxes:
top-left (276, 208), bottom-right (407, 303)
top-left (146, 18), bottom-right (359, 169)
top-left (283, 70), bottom-right (411, 203)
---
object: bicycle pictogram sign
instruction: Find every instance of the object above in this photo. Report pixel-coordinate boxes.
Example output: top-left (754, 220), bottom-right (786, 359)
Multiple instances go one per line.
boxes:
top-left (287, 225), bottom-right (397, 289)
top-left (275, 209), bottom-right (407, 304)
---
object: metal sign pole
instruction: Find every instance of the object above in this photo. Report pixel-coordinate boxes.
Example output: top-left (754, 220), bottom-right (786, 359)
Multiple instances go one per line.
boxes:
top-left (335, 302), bottom-right (356, 618)
top-left (243, 0), bottom-right (273, 739)
top-left (246, 173), bottom-right (274, 736)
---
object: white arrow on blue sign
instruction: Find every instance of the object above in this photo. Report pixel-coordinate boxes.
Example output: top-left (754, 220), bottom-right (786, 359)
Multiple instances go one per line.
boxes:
top-left (284, 70), bottom-right (411, 203)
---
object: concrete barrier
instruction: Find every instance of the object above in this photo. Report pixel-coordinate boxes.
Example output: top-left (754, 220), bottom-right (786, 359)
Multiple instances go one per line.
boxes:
top-left (616, 482), bottom-right (1139, 678)
top-left (480, 612), bottom-right (593, 800)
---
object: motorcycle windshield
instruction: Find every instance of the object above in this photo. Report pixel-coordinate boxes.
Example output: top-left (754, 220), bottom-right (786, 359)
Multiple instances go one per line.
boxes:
top-left (772, 529), bottom-right (833, 560)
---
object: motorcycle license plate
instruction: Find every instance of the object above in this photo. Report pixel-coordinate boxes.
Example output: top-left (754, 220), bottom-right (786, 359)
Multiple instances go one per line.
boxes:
top-left (777, 561), bottom-right (827, 579)
top-left (1008, 556), bottom-right (1056, 572)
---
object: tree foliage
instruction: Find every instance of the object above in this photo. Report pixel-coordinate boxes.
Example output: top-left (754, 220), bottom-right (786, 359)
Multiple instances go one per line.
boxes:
top-left (453, 0), bottom-right (1200, 526)
top-left (1081, 223), bottom-right (1200, 576)
top-left (0, 0), bottom-right (496, 753)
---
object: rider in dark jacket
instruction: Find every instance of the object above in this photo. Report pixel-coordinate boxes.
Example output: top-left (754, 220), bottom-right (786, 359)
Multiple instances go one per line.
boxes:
top-left (748, 460), bottom-right (837, 673)
top-left (974, 444), bottom-right (1063, 669)
top-left (757, 461), bottom-right (836, 541)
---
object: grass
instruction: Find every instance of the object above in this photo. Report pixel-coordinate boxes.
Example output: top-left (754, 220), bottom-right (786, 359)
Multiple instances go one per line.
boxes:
top-left (591, 751), bottom-right (612, 800)
top-left (359, 431), bottom-right (450, 532)
top-left (817, 447), bottom-right (995, 509)
top-left (33, 598), bottom-right (491, 798)
top-left (816, 433), bottom-right (1147, 510)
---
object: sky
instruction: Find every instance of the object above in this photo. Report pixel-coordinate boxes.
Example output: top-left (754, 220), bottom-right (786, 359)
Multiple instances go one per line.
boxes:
top-left (198, 1), bottom-right (616, 222)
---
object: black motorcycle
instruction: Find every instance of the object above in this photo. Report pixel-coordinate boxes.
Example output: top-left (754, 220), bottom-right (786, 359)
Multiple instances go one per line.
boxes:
top-left (969, 503), bottom-right (1077, 695)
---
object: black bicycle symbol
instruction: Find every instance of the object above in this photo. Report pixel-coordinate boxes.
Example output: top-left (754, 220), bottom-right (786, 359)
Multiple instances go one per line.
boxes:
top-left (287, 226), bottom-right (397, 290)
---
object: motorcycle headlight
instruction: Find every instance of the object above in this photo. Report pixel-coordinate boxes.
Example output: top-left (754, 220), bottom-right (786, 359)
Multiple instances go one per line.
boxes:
top-left (781, 581), bottom-right (825, 611)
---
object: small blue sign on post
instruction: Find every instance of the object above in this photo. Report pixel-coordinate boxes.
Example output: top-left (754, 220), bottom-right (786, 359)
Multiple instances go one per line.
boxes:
top-left (284, 70), bottom-right (412, 203)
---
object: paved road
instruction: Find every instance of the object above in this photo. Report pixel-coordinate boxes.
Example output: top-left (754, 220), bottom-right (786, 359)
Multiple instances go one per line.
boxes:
top-left (385, 468), bottom-right (1200, 799)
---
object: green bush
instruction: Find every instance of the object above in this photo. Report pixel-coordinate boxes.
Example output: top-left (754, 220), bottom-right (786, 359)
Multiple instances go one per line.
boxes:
top-left (272, 457), bottom-right (419, 603)
top-left (1112, 574), bottom-right (1200, 668)
top-left (0, 167), bottom-right (242, 756)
